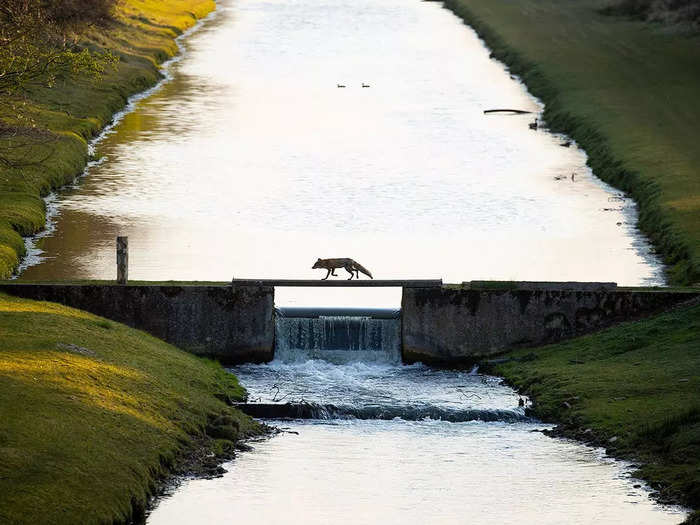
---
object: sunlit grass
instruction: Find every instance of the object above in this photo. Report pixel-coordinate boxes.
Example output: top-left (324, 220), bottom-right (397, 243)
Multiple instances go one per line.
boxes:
top-left (446, 0), bottom-right (700, 285)
top-left (495, 301), bottom-right (700, 513)
top-left (0, 292), bottom-right (260, 524)
top-left (0, 0), bottom-right (216, 278)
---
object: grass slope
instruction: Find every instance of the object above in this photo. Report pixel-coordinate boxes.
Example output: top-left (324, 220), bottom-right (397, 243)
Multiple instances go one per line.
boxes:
top-left (444, 0), bottom-right (700, 285)
top-left (0, 292), bottom-right (261, 524)
top-left (493, 300), bottom-right (700, 518)
top-left (0, 0), bottom-right (215, 278)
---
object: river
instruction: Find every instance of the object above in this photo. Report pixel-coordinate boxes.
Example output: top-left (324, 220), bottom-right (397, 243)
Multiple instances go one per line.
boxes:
top-left (19, 0), bottom-right (662, 308)
top-left (146, 316), bottom-right (686, 524)
top-left (20, 0), bottom-right (682, 521)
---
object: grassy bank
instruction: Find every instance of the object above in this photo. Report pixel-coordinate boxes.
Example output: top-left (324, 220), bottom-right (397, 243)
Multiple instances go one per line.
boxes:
top-left (0, 292), bottom-right (263, 524)
top-left (444, 0), bottom-right (700, 285)
top-left (0, 0), bottom-right (216, 279)
top-left (491, 299), bottom-right (700, 519)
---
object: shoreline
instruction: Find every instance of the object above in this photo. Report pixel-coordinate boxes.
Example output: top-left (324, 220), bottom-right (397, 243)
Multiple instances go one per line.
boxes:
top-left (487, 297), bottom-right (700, 522)
top-left (0, 291), bottom-right (268, 524)
top-left (0, 0), bottom-right (218, 279)
top-left (441, 0), bottom-right (700, 286)
top-left (14, 8), bottom-right (219, 278)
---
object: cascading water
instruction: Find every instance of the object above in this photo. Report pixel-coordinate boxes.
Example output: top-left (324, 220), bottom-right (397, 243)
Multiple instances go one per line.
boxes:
top-left (238, 307), bottom-right (529, 423)
top-left (274, 307), bottom-right (401, 364)
top-left (147, 315), bottom-right (689, 524)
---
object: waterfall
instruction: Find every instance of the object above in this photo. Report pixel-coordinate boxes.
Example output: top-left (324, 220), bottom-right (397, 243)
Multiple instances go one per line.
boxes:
top-left (274, 307), bottom-right (401, 364)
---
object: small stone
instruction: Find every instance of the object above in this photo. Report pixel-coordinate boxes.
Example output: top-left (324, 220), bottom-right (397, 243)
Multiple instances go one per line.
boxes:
top-left (678, 378), bottom-right (689, 382)
top-left (562, 401), bottom-right (572, 409)
top-left (633, 484), bottom-right (641, 489)
top-left (56, 342), bottom-right (96, 357)
top-left (609, 436), bottom-right (618, 443)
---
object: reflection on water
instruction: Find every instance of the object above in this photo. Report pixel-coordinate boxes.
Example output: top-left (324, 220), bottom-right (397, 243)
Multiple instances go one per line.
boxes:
top-left (146, 361), bottom-right (687, 525)
top-left (20, 0), bottom-right (662, 306)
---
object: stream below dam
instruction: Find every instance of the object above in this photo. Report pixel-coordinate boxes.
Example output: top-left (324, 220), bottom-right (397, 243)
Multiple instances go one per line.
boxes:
top-left (146, 312), bottom-right (686, 524)
top-left (17, 0), bottom-right (682, 520)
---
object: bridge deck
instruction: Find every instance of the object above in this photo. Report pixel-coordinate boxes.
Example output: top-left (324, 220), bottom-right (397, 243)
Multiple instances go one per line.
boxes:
top-left (231, 279), bottom-right (442, 288)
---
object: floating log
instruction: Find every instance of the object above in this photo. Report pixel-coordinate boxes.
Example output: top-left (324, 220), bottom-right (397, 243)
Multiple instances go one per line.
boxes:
top-left (483, 109), bottom-right (532, 114)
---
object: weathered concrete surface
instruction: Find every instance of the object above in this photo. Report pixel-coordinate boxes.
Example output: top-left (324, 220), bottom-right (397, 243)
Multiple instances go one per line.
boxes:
top-left (232, 279), bottom-right (442, 287)
top-left (0, 284), bottom-right (274, 364)
top-left (401, 285), bottom-right (699, 365)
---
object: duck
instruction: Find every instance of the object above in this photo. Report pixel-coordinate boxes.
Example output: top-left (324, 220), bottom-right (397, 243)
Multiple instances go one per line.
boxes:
top-left (528, 118), bottom-right (538, 130)
top-left (337, 84), bottom-right (346, 88)
top-left (361, 83), bottom-right (370, 88)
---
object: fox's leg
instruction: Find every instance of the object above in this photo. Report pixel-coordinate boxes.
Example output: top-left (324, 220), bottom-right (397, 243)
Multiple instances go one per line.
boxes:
top-left (331, 269), bottom-right (338, 276)
top-left (322, 269), bottom-right (331, 280)
top-left (344, 264), bottom-right (355, 279)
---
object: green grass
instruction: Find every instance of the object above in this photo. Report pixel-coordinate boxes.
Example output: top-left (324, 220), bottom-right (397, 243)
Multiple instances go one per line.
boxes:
top-left (444, 0), bottom-right (700, 285)
top-left (0, 292), bottom-right (262, 524)
top-left (493, 300), bottom-right (700, 516)
top-left (0, 0), bottom-right (216, 279)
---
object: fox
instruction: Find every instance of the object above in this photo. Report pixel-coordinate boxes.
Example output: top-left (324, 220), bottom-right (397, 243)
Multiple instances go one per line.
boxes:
top-left (312, 258), bottom-right (373, 280)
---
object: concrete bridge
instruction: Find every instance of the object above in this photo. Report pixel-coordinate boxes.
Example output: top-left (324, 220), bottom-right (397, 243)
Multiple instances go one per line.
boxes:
top-left (1, 279), bottom-right (696, 366)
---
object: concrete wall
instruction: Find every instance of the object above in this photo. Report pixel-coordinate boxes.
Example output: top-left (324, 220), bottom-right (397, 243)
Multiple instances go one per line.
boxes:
top-left (401, 285), bottom-right (698, 365)
top-left (3, 281), bottom-right (697, 367)
top-left (0, 284), bottom-right (274, 364)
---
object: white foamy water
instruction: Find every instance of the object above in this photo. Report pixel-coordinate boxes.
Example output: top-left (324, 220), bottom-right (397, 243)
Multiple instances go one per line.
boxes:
top-left (145, 325), bottom-right (687, 524)
top-left (146, 359), bottom-right (687, 524)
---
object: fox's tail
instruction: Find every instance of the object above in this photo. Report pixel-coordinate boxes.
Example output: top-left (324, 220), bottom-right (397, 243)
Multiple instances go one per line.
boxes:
top-left (353, 261), bottom-right (373, 279)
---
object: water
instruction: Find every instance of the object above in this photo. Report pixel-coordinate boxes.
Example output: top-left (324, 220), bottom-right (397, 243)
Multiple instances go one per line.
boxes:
top-left (18, 0), bottom-right (663, 308)
top-left (17, 0), bottom-right (682, 520)
top-left (274, 307), bottom-right (402, 364)
top-left (146, 356), bottom-right (687, 524)
top-left (146, 311), bottom-right (687, 524)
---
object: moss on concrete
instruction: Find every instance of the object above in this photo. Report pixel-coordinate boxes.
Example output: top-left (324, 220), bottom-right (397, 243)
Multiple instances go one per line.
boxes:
top-left (0, 292), bottom-right (263, 524)
top-left (492, 300), bottom-right (700, 517)
top-left (0, 0), bottom-right (216, 279)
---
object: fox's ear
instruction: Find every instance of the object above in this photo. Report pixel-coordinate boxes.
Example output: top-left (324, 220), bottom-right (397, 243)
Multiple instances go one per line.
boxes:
top-left (316, 258), bottom-right (321, 262)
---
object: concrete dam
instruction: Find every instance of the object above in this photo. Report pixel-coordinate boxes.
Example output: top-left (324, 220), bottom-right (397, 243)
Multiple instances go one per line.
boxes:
top-left (1, 280), bottom-right (696, 365)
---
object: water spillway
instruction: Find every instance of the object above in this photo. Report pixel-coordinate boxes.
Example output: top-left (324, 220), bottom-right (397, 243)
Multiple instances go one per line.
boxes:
top-left (274, 307), bottom-right (401, 364)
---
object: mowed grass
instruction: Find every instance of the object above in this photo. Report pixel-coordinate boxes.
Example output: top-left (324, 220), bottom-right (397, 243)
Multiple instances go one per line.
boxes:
top-left (0, 292), bottom-right (261, 524)
top-left (0, 0), bottom-right (215, 279)
top-left (445, 0), bottom-right (700, 285)
top-left (494, 300), bottom-right (700, 515)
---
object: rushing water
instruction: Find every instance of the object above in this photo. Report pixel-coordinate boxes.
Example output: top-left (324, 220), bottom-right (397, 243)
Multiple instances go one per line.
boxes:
top-left (146, 337), bottom-right (687, 524)
top-left (275, 307), bottom-right (402, 364)
top-left (18, 0), bottom-right (663, 307)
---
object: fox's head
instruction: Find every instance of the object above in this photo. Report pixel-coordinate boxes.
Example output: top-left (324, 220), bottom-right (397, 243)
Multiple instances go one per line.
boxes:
top-left (312, 258), bottom-right (322, 269)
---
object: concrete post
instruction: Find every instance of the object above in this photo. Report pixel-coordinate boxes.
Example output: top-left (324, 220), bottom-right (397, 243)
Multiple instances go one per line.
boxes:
top-left (116, 236), bottom-right (128, 284)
